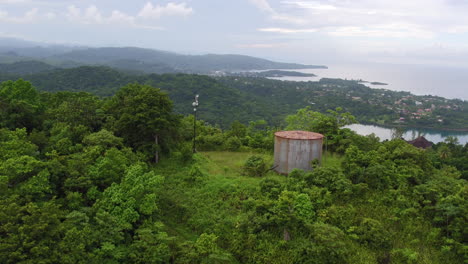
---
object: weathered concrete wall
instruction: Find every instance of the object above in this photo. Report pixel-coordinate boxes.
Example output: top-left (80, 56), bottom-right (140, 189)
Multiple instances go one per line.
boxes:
top-left (274, 137), bottom-right (323, 174)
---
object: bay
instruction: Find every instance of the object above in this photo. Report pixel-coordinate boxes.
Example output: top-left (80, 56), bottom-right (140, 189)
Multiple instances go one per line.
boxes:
top-left (345, 124), bottom-right (468, 145)
top-left (268, 62), bottom-right (468, 100)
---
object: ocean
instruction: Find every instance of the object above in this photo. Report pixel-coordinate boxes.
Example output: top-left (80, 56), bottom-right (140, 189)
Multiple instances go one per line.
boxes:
top-left (269, 62), bottom-right (468, 100)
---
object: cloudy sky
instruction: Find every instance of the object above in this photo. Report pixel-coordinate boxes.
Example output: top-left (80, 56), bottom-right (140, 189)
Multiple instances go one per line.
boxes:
top-left (2, 0), bottom-right (468, 66)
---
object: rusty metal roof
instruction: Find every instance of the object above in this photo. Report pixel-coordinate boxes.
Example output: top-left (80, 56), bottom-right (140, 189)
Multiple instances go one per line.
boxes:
top-left (275, 130), bottom-right (324, 140)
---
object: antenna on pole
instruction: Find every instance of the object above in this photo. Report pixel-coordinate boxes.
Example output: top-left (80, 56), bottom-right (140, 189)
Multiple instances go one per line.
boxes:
top-left (192, 94), bottom-right (199, 153)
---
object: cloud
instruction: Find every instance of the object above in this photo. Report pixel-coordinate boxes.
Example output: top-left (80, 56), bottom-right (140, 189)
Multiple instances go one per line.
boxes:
top-left (0, 8), bottom-right (43, 23)
top-left (0, 0), bottom-right (29, 4)
top-left (248, 0), bottom-right (305, 24)
top-left (446, 25), bottom-right (468, 34)
top-left (327, 24), bottom-right (434, 39)
top-left (237, 43), bottom-right (287, 48)
top-left (248, 0), bottom-right (275, 13)
top-left (138, 2), bottom-right (193, 19)
top-left (108, 10), bottom-right (134, 24)
top-left (252, 0), bottom-right (468, 41)
top-left (44, 11), bottom-right (55, 19)
top-left (282, 1), bottom-right (336, 11)
top-left (258, 27), bottom-right (317, 34)
top-left (66, 5), bottom-right (127, 25)
top-left (65, 2), bottom-right (194, 29)
top-left (66, 5), bottom-right (163, 30)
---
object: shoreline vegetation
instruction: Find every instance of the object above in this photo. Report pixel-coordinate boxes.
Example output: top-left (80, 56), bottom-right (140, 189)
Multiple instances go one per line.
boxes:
top-left (357, 122), bottom-right (468, 133)
top-left (225, 70), bottom-right (317, 78)
top-left (357, 80), bottom-right (389, 86)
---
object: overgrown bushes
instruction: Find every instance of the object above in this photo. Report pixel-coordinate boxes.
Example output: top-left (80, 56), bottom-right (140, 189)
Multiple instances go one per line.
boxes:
top-left (242, 155), bottom-right (268, 177)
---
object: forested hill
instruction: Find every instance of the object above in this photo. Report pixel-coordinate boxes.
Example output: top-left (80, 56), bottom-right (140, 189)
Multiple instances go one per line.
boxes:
top-left (0, 65), bottom-right (466, 130)
top-left (50, 47), bottom-right (326, 72)
top-left (0, 37), bottom-right (326, 73)
top-left (0, 66), bottom-right (280, 126)
top-left (0, 61), bottom-right (57, 74)
top-left (0, 78), bottom-right (466, 263)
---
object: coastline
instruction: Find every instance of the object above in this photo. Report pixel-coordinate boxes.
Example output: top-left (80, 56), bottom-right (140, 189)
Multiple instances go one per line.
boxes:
top-left (358, 122), bottom-right (468, 132)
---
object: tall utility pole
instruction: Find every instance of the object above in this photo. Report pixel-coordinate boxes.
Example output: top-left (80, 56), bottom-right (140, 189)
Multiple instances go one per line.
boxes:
top-left (192, 94), bottom-right (199, 153)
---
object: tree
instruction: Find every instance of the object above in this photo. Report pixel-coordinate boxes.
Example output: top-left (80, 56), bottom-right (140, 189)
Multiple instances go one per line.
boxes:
top-left (0, 79), bottom-right (42, 130)
top-left (106, 83), bottom-right (179, 163)
top-left (285, 107), bottom-right (356, 151)
top-left (42, 91), bottom-right (103, 131)
top-left (285, 107), bottom-right (355, 135)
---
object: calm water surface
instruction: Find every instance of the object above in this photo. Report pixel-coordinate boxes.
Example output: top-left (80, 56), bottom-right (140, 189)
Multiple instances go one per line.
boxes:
top-left (345, 124), bottom-right (468, 145)
top-left (269, 63), bottom-right (468, 100)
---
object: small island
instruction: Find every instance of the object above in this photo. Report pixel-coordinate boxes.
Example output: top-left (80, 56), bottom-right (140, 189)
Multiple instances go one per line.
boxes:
top-left (370, 81), bottom-right (388, 86)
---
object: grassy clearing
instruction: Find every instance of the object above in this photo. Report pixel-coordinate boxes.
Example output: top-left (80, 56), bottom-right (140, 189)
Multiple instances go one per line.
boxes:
top-left (156, 150), bottom-right (344, 238)
top-left (156, 151), bottom-right (279, 244)
top-left (200, 151), bottom-right (273, 174)
top-left (201, 150), bottom-right (343, 174)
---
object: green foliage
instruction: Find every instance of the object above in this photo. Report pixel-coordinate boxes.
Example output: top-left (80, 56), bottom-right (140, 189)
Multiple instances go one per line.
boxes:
top-left (305, 166), bottom-right (352, 194)
top-left (285, 107), bottom-right (356, 151)
top-left (224, 136), bottom-right (242, 151)
top-left (95, 164), bottom-right (164, 229)
top-left (188, 165), bottom-right (206, 184)
top-left (42, 91), bottom-right (103, 130)
top-left (2, 67), bottom-right (466, 129)
top-left (0, 198), bottom-right (64, 264)
top-left (0, 77), bottom-right (466, 263)
top-left (295, 222), bottom-right (352, 264)
top-left (0, 79), bottom-right (42, 130)
top-left (106, 83), bottom-right (180, 162)
top-left (0, 128), bottom-right (38, 160)
top-left (260, 177), bottom-right (283, 198)
top-left (354, 218), bottom-right (391, 250)
top-left (391, 248), bottom-right (419, 264)
top-left (242, 155), bottom-right (268, 177)
top-left (294, 193), bottom-right (315, 223)
top-left (128, 222), bottom-right (170, 263)
top-left (172, 142), bottom-right (193, 163)
top-left (286, 107), bottom-right (356, 134)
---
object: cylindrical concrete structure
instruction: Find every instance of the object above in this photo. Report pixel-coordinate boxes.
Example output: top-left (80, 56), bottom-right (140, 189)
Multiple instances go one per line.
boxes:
top-left (274, 130), bottom-right (324, 174)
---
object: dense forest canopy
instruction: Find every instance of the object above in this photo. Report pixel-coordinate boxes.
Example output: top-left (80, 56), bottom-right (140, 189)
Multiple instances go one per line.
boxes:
top-left (0, 79), bottom-right (466, 263)
top-left (0, 64), bottom-right (465, 130)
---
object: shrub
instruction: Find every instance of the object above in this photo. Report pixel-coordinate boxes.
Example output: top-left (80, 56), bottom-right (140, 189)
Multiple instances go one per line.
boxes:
top-left (197, 134), bottom-right (224, 150)
top-left (179, 143), bottom-right (193, 163)
top-left (259, 178), bottom-right (283, 198)
top-left (242, 155), bottom-right (267, 177)
top-left (188, 165), bottom-right (205, 183)
top-left (224, 136), bottom-right (241, 151)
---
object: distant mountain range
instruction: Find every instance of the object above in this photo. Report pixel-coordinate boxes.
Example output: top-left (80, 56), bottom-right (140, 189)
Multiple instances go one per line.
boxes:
top-left (0, 61), bottom-right (57, 74)
top-left (0, 37), bottom-right (327, 74)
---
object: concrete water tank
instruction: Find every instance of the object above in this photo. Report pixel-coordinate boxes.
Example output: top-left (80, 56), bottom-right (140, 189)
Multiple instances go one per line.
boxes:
top-left (274, 130), bottom-right (324, 174)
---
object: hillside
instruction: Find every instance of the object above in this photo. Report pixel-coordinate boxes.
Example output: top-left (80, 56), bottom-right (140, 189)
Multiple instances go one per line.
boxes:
top-left (0, 37), bottom-right (83, 57)
top-left (0, 61), bottom-right (57, 74)
top-left (0, 67), bottom-right (278, 125)
top-left (0, 79), bottom-right (466, 263)
top-left (0, 66), bottom-right (466, 130)
top-left (0, 37), bottom-right (327, 73)
top-left (50, 47), bottom-right (326, 73)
